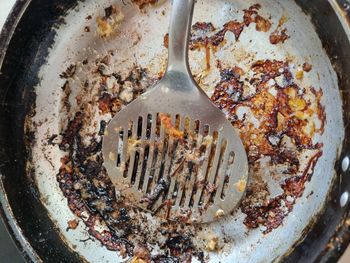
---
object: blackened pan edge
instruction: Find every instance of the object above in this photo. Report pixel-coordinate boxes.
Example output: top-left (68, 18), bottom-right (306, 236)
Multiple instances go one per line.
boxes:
top-left (0, 0), bottom-right (83, 262)
top-left (284, 0), bottom-right (350, 262)
top-left (0, 1), bottom-right (39, 261)
top-left (0, 0), bottom-right (31, 69)
top-left (0, 0), bottom-right (350, 262)
top-left (0, 180), bottom-right (40, 263)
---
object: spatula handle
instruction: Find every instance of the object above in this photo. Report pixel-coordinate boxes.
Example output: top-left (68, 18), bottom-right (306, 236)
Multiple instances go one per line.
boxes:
top-left (166, 0), bottom-right (195, 74)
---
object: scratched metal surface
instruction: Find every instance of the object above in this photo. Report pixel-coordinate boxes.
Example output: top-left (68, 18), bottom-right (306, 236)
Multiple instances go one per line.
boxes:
top-left (25, 0), bottom-right (344, 262)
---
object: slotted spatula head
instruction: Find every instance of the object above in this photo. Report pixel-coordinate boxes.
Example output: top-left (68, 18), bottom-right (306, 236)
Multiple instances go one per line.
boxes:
top-left (102, 0), bottom-right (248, 224)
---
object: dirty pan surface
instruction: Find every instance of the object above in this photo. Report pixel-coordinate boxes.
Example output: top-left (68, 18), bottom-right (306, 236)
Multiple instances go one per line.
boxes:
top-left (26, 0), bottom-right (344, 262)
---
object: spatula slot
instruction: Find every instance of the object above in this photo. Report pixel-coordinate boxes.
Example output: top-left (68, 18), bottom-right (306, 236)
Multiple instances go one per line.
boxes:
top-left (220, 151), bottom-right (235, 199)
top-left (103, 110), bottom-right (246, 223)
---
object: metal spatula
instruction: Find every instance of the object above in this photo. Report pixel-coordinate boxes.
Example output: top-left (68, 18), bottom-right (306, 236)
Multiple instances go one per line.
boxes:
top-left (102, 0), bottom-right (248, 223)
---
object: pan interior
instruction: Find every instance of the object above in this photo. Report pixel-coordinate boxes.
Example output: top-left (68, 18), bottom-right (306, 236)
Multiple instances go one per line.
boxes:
top-left (27, 0), bottom-right (344, 262)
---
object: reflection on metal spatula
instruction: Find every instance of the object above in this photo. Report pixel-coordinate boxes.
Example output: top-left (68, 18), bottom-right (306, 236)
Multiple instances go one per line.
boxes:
top-left (102, 0), bottom-right (248, 223)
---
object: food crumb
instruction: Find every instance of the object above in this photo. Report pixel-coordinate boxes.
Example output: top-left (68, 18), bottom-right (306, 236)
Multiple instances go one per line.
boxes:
top-left (163, 33), bottom-right (169, 48)
top-left (255, 15), bottom-right (271, 32)
top-left (303, 62), bottom-right (312, 72)
top-left (119, 85), bottom-right (134, 103)
top-left (130, 257), bottom-right (147, 263)
top-left (132, 0), bottom-right (158, 9)
top-left (235, 179), bottom-right (247, 192)
top-left (160, 113), bottom-right (184, 138)
top-left (97, 18), bottom-right (113, 38)
top-left (269, 16), bottom-right (289, 45)
top-left (207, 236), bottom-right (219, 251)
top-left (133, 244), bottom-right (150, 262)
top-left (295, 70), bottom-right (304, 80)
top-left (270, 28), bottom-right (289, 44)
top-left (96, 5), bottom-right (124, 38)
top-left (67, 219), bottom-right (79, 230)
top-left (215, 209), bottom-right (225, 218)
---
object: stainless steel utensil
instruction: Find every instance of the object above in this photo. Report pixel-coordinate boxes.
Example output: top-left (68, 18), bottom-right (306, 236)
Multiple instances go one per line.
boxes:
top-left (102, 0), bottom-right (248, 223)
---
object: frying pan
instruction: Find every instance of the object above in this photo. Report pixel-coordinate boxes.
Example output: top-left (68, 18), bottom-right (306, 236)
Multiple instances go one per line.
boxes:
top-left (0, 0), bottom-right (349, 262)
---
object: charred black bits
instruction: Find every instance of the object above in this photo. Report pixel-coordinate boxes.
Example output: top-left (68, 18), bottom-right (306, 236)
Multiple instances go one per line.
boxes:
top-left (52, 3), bottom-right (325, 261)
top-left (60, 64), bottom-right (76, 79)
top-left (118, 208), bottom-right (130, 222)
top-left (145, 178), bottom-right (169, 208)
top-left (220, 68), bottom-right (240, 81)
top-left (104, 5), bottom-right (115, 18)
top-left (59, 112), bottom-right (84, 151)
top-left (48, 134), bottom-right (58, 145)
top-left (99, 120), bottom-right (107, 136)
top-left (98, 64), bottom-right (109, 76)
top-left (165, 235), bottom-right (194, 256)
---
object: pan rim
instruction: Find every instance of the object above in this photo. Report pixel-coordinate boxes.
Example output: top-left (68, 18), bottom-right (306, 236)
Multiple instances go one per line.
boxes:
top-left (0, 1), bottom-right (42, 261)
top-left (0, 179), bottom-right (40, 262)
top-left (0, 0), bottom-right (349, 262)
